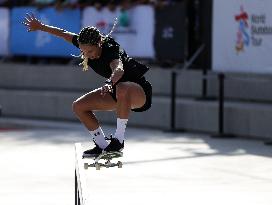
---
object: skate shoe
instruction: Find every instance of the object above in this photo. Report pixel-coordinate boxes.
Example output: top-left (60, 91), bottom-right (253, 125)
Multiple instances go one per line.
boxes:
top-left (82, 142), bottom-right (103, 158)
top-left (104, 138), bottom-right (124, 152)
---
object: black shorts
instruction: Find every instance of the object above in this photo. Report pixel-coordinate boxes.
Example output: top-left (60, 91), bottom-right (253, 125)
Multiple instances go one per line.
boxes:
top-left (109, 77), bottom-right (152, 112)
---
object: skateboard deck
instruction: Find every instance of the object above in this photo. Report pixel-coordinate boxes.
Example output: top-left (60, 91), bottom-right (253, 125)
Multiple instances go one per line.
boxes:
top-left (83, 151), bottom-right (123, 170)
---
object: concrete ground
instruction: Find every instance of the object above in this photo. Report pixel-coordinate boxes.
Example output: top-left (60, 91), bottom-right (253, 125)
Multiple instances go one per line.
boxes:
top-left (0, 118), bottom-right (272, 205)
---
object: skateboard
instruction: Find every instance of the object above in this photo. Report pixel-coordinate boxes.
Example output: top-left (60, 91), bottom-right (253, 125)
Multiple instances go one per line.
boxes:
top-left (83, 151), bottom-right (123, 170)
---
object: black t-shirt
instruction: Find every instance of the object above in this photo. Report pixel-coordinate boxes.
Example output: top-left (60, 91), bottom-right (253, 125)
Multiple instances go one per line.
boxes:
top-left (72, 35), bottom-right (149, 82)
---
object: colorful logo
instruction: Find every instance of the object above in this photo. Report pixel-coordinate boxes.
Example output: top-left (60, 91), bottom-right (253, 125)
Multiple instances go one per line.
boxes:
top-left (235, 6), bottom-right (250, 53)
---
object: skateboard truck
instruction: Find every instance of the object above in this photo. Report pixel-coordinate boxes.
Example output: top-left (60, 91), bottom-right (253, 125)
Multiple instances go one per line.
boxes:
top-left (83, 151), bottom-right (123, 170)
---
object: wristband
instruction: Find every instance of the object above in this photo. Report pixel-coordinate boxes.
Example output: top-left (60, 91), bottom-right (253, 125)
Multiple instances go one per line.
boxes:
top-left (105, 79), bottom-right (113, 86)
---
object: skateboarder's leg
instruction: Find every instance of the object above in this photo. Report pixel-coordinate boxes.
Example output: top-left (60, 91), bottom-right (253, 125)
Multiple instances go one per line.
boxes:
top-left (115, 82), bottom-right (145, 141)
top-left (105, 82), bottom-right (146, 152)
top-left (73, 87), bottom-right (117, 150)
top-left (72, 87), bottom-right (117, 130)
top-left (115, 82), bottom-right (146, 119)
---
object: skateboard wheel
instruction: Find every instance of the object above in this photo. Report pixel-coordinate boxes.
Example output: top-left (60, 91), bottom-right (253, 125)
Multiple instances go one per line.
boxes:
top-left (95, 163), bottom-right (100, 170)
top-left (84, 163), bottom-right (89, 170)
top-left (117, 161), bottom-right (122, 168)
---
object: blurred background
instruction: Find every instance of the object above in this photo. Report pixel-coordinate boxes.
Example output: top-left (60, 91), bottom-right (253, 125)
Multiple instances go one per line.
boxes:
top-left (1, 0), bottom-right (272, 143)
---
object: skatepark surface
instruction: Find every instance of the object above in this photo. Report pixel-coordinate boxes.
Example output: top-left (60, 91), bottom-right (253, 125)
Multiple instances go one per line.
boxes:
top-left (0, 118), bottom-right (272, 205)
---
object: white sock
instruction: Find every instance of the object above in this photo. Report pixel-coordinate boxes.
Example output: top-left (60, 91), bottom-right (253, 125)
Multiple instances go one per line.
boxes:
top-left (114, 118), bottom-right (128, 143)
top-left (89, 127), bottom-right (108, 149)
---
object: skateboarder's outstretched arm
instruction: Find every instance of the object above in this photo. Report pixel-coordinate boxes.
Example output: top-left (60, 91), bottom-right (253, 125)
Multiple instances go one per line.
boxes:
top-left (22, 13), bottom-right (76, 44)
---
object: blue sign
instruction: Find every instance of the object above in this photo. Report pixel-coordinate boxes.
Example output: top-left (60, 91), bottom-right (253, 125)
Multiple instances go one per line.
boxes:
top-left (11, 7), bottom-right (81, 57)
top-left (0, 8), bottom-right (9, 56)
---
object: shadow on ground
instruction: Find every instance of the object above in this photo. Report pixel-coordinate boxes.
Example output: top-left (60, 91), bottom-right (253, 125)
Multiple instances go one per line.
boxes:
top-left (0, 120), bottom-right (271, 160)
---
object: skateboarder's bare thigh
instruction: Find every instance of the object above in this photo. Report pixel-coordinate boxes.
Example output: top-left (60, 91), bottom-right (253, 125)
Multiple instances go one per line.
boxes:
top-left (74, 87), bottom-right (117, 111)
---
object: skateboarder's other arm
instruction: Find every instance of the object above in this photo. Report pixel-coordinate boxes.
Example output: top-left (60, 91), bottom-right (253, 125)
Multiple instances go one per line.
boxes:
top-left (22, 13), bottom-right (76, 44)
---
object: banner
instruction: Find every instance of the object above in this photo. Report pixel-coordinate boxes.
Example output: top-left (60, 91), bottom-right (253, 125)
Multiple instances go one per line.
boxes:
top-left (10, 7), bottom-right (80, 57)
top-left (0, 8), bottom-right (9, 56)
top-left (213, 0), bottom-right (272, 73)
top-left (82, 6), bottom-right (155, 58)
top-left (154, 2), bottom-right (186, 61)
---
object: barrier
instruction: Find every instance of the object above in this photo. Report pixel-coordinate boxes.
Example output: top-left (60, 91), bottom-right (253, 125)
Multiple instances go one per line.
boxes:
top-left (82, 5), bottom-right (155, 58)
top-left (169, 44), bottom-right (205, 131)
top-left (10, 7), bottom-right (80, 57)
top-left (213, 0), bottom-right (272, 73)
top-left (0, 8), bottom-right (9, 56)
top-left (169, 68), bottom-right (272, 145)
top-left (154, 2), bottom-right (186, 61)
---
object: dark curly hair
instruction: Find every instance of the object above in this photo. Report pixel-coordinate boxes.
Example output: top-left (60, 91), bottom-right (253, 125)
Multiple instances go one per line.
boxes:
top-left (78, 26), bottom-right (102, 45)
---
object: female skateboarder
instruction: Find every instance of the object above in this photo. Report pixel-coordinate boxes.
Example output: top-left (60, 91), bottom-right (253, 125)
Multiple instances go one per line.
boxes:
top-left (23, 13), bottom-right (152, 157)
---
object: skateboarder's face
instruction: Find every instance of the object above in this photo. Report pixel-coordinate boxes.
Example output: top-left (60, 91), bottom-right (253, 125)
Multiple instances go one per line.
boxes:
top-left (79, 43), bottom-right (102, 60)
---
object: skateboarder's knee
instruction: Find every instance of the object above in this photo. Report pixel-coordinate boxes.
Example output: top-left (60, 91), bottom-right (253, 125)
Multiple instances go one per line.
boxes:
top-left (116, 83), bottom-right (130, 101)
top-left (72, 100), bottom-right (85, 114)
top-left (73, 100), bottom-right (96, 116)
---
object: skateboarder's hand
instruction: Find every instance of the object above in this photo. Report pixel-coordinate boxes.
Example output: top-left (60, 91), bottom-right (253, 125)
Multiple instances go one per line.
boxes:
top-left (101, 84), bottom-right (113, 96)
top-left (22, 13), bottom-right (44, 32)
